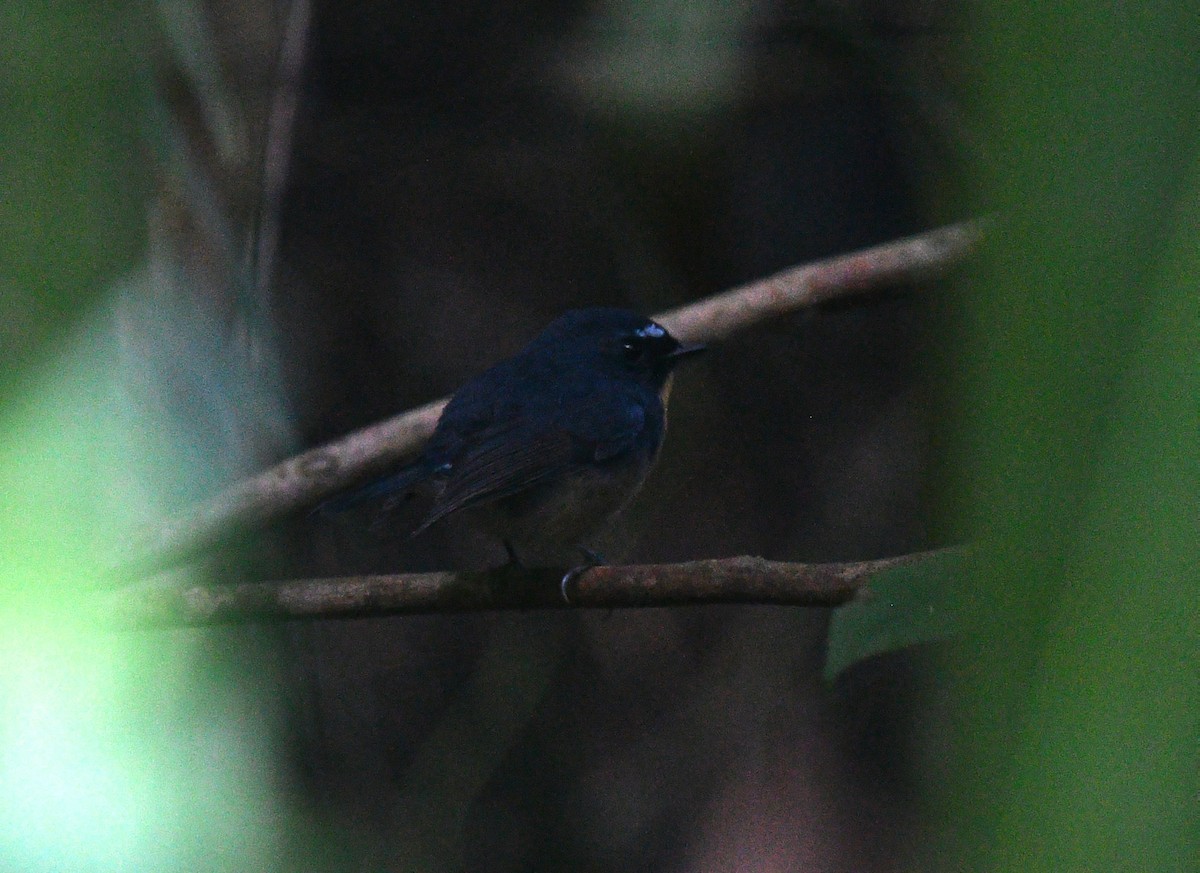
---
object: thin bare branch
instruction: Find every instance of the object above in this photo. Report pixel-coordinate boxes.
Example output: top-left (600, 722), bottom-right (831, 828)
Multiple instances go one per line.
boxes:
top-left (108, 550), bottom-right (948, 627)
top-left (253, 0), bottom-right (313, 294)
top-left (122, 397), bottom-right (447, 577)
top-left (120, 220), bottom-right (980, 575)
top-left (658, 220), bottom-right (981, 341)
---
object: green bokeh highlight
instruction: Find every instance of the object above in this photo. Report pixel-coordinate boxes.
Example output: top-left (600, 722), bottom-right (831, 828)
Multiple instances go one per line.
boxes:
top-left (0, 315), bottom-right (289, 873)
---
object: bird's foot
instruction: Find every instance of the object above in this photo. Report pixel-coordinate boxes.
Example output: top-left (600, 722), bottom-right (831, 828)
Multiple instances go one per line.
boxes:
top-left (561, 547), bottom-right (604, 604)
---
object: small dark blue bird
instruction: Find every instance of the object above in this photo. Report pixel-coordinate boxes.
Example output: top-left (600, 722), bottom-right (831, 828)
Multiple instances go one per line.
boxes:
top-left (324, 308), bottom-right (704, 566)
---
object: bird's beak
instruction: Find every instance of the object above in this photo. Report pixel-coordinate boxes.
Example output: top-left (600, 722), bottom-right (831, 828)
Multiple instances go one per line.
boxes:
top-left (667, 342), bottom-right (707, 361)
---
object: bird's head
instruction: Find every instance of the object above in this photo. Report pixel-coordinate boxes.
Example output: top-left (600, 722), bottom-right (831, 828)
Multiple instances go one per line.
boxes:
top-left (533, 308), bottom-right (706, 390)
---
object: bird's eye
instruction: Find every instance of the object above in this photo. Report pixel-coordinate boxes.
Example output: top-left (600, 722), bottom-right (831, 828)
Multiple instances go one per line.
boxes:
top-left (621, 338), bottom-right (642, 361)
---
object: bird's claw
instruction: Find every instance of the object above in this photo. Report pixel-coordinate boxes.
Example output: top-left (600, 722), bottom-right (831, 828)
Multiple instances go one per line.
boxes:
top-left (561, 547), bottom-right (604, 604)
top-left (560, 564), bottom-right (589, 604)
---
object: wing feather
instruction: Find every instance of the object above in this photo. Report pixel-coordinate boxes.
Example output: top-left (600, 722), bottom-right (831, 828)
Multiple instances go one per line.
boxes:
top-left (416, 425), bottom-right (575, 531)
top-left (415, 393), bottom-right (649, 532)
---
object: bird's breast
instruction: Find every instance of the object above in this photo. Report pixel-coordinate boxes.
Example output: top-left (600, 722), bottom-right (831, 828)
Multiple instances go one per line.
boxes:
top-left (468, 449), bottom-right (656, 563)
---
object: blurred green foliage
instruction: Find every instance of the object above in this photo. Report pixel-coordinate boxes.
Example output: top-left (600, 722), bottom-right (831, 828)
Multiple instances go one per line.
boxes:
top-left (0, 4), bottom-right (147, 403)
top-left (830, 5), bottom-right (1198, 871)
top-left (0, 5), bottom-right (288, 871)
top-left (934, 4), bottom-right (1199, 871)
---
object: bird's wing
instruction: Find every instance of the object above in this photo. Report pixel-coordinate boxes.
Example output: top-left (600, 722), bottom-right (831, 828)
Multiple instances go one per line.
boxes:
top-left (416, 423), bottom-right (575, 531)
top-left (416, 396), bottom-right (647, 531)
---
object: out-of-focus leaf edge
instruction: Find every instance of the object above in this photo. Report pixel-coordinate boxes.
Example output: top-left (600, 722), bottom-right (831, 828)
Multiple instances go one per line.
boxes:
top-left (824, 550), bottom-right (965, 683)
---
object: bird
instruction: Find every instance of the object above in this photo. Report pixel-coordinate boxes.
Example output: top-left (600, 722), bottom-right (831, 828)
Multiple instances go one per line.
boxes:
top-left (321, 307), bottom-right (705, 567)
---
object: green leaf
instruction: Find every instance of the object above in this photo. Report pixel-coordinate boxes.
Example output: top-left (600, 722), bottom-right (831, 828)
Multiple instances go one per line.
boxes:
top-left (824, 550), bottom-right (965, 683)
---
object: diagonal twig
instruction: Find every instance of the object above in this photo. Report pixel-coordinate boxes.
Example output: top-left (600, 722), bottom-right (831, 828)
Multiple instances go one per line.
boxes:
top-left (121, 220), bottom-right (981, 576)
top-left (253, 0), bottom-right (313, 296)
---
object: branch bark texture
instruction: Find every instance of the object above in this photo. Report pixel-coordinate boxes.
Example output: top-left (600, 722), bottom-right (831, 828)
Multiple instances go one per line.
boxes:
top-left (109, 551), bottom-right (943, 627)
top-left (122, 221), bottom-right (980, 575)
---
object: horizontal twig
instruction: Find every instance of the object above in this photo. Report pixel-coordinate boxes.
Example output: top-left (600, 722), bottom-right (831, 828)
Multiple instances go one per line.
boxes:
top-left (107, 550), bottom-right (948, 627)
top-left (120, 221), bottom-right (980, 576)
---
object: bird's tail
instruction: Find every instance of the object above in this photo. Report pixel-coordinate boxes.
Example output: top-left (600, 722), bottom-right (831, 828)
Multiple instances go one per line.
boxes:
top-left (315, 460), bottom-right (439, 516)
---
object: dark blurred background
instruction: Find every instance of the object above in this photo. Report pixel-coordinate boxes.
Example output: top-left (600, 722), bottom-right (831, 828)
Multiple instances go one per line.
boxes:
top-left (160, 1), bottom-right (964, 870)
top-left (6, 2), bottom-right (1196, 871)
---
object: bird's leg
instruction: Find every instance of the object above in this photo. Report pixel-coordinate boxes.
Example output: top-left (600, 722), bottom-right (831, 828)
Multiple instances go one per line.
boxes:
top-left (503, 539), bottom-right (524, 569)
top-left (483, 540), bottom-right (529, 600)
top-left (577, 546), bottom-right (605, 565)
